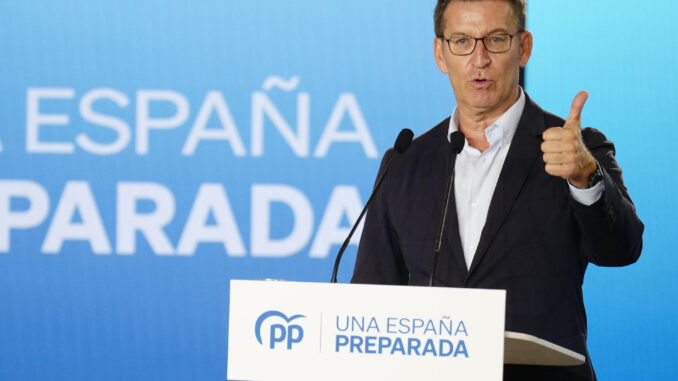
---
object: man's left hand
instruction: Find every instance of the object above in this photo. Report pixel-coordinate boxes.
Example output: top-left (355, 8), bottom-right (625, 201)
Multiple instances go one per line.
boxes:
top-left (541, 90), bottom-right (597, 188)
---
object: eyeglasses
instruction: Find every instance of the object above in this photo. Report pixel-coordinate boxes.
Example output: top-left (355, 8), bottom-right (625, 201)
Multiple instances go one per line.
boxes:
top-left (441, 32), bottom-right (521, 56)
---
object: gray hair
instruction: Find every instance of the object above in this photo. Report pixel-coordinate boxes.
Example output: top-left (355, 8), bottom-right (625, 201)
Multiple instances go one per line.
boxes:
top-left (434, 0), bottom-right (527, 37)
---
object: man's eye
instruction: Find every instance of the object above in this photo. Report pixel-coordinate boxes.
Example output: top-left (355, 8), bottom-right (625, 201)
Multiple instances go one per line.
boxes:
top-left (453, 38), bottom-right (468, 45)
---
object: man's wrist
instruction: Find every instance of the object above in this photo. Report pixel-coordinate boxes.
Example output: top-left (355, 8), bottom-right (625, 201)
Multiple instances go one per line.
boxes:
top-left (569, 157), bottom-right (598, 188)
top-left (586, 161), bottom-right (603, 188)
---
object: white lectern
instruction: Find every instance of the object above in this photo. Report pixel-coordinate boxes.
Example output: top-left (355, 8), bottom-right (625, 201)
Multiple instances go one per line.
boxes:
top-left (227, 280), bottom-right (584, 381)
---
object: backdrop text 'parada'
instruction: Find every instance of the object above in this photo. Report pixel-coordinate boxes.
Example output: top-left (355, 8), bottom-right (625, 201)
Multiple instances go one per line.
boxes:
top-left (0, 181), bottom-right (364, 257)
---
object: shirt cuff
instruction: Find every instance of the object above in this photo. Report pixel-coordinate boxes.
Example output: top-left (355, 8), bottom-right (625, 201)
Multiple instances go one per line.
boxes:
top-left (568, 180), bottom-right (605, 206)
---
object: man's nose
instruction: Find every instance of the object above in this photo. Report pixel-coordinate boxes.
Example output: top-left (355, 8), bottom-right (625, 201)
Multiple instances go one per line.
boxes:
top-left (470, 40), bottom-right (491, 68)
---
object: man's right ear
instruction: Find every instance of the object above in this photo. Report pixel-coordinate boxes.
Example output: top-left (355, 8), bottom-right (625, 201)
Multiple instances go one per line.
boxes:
top-left (434, 38), bottom-right (449, 74)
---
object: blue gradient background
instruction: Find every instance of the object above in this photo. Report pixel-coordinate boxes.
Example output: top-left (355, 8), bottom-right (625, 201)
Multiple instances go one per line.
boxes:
top-left (0, 1), bottom-right (675, 380)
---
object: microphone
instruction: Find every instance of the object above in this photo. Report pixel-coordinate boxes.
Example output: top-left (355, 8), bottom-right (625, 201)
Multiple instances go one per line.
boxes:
top-left (330, 128), bottom-right (414, 283)
top-left (429, 131), bottom-right (465, 286)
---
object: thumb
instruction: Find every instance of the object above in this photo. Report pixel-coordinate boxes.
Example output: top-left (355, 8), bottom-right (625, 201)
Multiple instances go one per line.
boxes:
top-left (564, 90), bottom-right (589, 129)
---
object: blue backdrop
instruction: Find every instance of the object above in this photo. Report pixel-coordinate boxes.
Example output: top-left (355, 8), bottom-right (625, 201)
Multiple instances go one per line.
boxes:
top-left (1, 1), bottom-right (675, 380)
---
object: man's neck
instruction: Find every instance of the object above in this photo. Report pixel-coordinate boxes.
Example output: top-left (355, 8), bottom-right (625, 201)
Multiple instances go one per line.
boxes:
top-left (457, 87), bottom-right (521, 152)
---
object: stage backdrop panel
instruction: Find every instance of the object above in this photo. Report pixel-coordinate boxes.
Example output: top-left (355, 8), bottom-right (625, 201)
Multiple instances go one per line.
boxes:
top-left (0, 1), bottom-right (675, 380)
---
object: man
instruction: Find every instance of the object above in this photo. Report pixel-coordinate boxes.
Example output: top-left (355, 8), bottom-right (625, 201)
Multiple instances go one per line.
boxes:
top-left (351, 1), bottom-right (644, 380)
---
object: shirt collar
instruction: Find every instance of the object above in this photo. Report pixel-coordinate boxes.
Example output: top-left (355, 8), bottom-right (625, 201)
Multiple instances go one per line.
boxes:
top-left (447, 87), bottom-right (526, 149)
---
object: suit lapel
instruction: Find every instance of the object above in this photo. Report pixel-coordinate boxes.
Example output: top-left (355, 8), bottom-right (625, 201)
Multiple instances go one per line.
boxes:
top-left (466, 96), bottom-right (546, 279)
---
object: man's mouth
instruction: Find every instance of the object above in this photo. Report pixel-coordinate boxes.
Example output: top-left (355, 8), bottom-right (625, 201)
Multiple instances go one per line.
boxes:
top-left (471, 78), bottom-right (492, 88)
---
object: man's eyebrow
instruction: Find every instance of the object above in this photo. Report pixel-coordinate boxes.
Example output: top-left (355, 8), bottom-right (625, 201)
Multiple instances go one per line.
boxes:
top-left (447, 28), bottom-right (511, 37)
top-left (486, 28), bottom-right (511, 34)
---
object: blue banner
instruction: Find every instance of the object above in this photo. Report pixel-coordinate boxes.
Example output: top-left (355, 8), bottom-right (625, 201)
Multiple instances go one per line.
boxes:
top-left (1, 1), bottom-right (675, 380)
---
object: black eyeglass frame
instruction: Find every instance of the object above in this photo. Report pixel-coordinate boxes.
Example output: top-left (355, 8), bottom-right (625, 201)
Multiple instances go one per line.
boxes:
top-left (440, 32), bottom-right (524, 56)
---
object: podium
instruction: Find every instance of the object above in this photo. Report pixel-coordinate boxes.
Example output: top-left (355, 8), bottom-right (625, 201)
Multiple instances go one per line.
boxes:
top-left (227, 280), bottom-right (584, 381)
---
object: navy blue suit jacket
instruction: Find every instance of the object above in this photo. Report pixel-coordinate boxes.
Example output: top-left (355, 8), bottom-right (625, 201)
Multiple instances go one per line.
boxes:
top-left (351, 94), bottom-right (644, 380)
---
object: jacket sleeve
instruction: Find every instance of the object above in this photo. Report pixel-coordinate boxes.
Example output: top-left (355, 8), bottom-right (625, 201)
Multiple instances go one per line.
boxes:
top-left (571, 128), bottom-right (644, 266)
top-left (351, 148), bottom-right (409, 284)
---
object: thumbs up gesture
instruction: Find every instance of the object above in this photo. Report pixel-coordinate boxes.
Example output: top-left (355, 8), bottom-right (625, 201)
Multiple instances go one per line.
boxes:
top-left (541, 91), bottom-right (598, 188)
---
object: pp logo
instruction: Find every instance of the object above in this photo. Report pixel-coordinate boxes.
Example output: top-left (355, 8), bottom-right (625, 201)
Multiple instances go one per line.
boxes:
top-left (254, 310), bottom-right (306, 350)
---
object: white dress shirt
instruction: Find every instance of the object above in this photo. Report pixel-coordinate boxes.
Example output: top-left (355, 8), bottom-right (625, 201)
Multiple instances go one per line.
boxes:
top-left (447, 88), bottom-right (604, 269)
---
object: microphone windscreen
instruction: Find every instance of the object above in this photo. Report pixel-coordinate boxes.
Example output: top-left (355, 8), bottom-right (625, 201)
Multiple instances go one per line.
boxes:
top-left (394, 128), bottom-right (414, 154)
top-left (450, 131), bottom-right (465, 153)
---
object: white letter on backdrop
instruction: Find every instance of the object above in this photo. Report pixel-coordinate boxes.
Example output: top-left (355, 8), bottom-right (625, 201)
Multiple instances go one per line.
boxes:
top-left (76, 88), bottom-right (131, 155)
top-left (42, 181), bottom-right (112, 254)
top-left (0, 180), bottom-right (49, 252)
top-left (251, 87), bottom-right (310, 157)
top-left (314, 93), bottom-right (377, 158)
top-left (182, 91), bottom-right (246, 156)
top-left (117, 182), bottom-right (175, 255)
top-left (136, 90), bottom-right (189, 154)
top-left (26, 88), bottom-right (75, 153)
top-left (251, 184), bottom-right (313, 257)
top-left (177, 183), bottom-right (246, 256)
top-left (310, 186), bottom-right (364, 258)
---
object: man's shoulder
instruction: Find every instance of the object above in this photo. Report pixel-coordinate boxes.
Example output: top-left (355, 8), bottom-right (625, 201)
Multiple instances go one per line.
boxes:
top-left (406, 117), bottom-right (450, 154)
top-left (541, 108), bottom-right (565, 127)
top-left (523, 93), bottom-right (567, 129)
top-left (378, 117), bottom-right (450, 175)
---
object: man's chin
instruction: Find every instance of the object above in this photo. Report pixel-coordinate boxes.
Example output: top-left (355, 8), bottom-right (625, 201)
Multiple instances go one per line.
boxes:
top-left (466, 98), bottom-right (498, 111)
top-left (460, 89), bottom-right (494, 105)
top-left (461, 92), bottom-right (516, 114)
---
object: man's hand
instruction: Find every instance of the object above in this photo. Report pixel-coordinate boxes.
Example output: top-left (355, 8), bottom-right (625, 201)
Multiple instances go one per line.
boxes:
top-left (541, 91), bottom-right (597, 188)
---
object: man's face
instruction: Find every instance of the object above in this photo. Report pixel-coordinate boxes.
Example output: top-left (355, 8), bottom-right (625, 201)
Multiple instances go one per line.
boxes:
top-left (434, 1), bottom-right (532, 115)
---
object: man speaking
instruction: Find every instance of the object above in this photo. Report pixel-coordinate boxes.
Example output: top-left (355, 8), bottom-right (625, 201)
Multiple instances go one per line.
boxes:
top-left (351, 0), bottom-right (644, 379)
